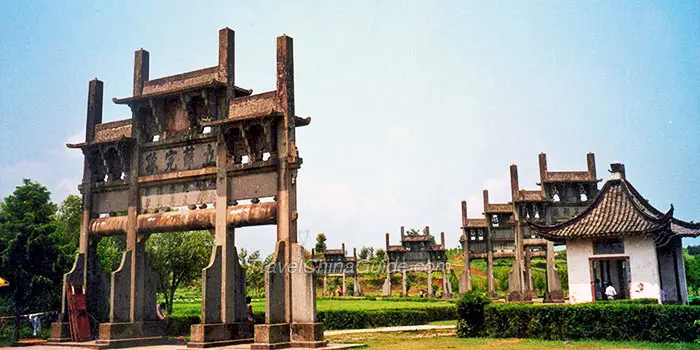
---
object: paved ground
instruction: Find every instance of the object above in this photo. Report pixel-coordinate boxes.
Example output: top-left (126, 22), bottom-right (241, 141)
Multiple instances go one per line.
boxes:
top-left (13, 325), bottom-right (455, 349)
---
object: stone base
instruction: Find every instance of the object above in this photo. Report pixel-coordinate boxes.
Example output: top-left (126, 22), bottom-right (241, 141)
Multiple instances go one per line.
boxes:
top-left (251, 323), bottom-right (327, 349)
top-left (50, 322), bottom-right (72, 342)
top-left (544, 290), bottom-right (566, 303)
top-left (252, 323), bottom-right (290, 349)
top-left (187, 322), bottom-right (254, 348)
top-left (96, 321), bottom-right (167, 348)
top-left (506, 291), bottom-right (533, 302)
top-left (291, 322), bottom-right (326, 348)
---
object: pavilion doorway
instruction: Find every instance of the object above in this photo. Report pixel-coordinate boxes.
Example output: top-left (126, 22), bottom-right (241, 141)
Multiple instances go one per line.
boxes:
top-left (590, 258), bottom-right (629, 301)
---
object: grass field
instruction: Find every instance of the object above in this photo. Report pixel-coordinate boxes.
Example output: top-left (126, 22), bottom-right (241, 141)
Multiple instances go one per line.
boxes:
top-left (326, 330), bottom-right (700, 350)
top-left (171, 298), bottom-right (454, 317)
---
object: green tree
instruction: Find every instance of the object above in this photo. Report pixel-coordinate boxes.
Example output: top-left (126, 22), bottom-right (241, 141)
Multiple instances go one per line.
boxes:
top-left (314, 233), bottom-right (327, 254)
top-left (684, 251), bottom-right (700, 295)
top-left (52, 194), bottom-right (82, 273)
top-left (0, 179), bottom-right (62, 342)
top-left (238, 249), bottom-right (272, 298)
top-left (97, 236), bottom-right (126, 275)
top-left (688, 245), bottom-right (700, 256)
top-left (358, 247), bottom-right (370, 260)
top-left (145, 230), bottom-right (213, 314)
top-left (375, 249), bottom-right (386, 261)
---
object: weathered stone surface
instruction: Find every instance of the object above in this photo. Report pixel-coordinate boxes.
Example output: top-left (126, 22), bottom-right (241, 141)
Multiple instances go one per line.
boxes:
top-left (290, 323), bottom-right (326, 348)
top-left (110, 250), bottom-right (132, 323)
top-left (49, 322), bottom-right (71, 342)
top-left (65, 28), bottom-right (321, 347)
top-left (252, 323), bottom-right (290, 349)
top-left (291, 243), bottom-right (316, 324)
top-left (188, 322), bottom-right (254, 348)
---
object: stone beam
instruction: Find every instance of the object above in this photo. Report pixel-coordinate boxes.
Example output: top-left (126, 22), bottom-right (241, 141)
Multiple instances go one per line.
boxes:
top-left (88, 202), bottom-right (278, 236)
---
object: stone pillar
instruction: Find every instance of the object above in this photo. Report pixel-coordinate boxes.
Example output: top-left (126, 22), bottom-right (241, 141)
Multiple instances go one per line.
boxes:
top-left (382, 233), bottom-right (391, 297)
top-left (442, 265), bottom-right (452, 298)
top-left (507, 165), bottom-right (529, 302)
top-left (587, 153), bottom-right (597, 180)
top-left (401, 271), bottom-right (408, 297)
top-left (427, 263), bottom-right (433, 298)
top-left (341, 272), bottom-right (347, 296)
top-left (486, 243), bottom-right (498, 298)
top-left (252, 34), bottom-right (324, 349)
top-left (133, 50), bottom-right (149, 96)
top-left (353, 275), bottom-right (361, 297)
top-left (459, 201), bottom-right (471, 294)
top-left (97, 49), bottom-right (167, 346)
top-left (544, 241), bottom-right (563, 302)
top-left (51, 79), bottom-right (105, 342)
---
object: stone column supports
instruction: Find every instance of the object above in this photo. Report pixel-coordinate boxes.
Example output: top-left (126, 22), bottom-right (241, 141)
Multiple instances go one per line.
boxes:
top-left (382, 258), bottom-right (391, 297)
top-left (544, 241), bottom-right (564, 302)
top-left (341, 272), bottom-right (347, 296)
top-left (401, 271), bottom-right (408, 297)
top-left (427, 266), bottom-right (433, 298)
top-left (353, 275), bottom-right (361, 297)
top-left (459, 201), bottom-right (472, 294)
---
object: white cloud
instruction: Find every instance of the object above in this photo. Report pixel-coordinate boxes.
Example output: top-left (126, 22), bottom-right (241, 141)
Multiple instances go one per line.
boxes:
top-left (386, 126), bottom-right (412, 147)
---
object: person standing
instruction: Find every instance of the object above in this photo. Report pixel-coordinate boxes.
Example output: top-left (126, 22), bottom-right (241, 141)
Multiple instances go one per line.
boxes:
top-left (605, 283), bottom-right (617, 301)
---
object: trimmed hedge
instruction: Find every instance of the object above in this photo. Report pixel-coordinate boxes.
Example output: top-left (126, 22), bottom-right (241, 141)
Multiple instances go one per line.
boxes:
top-left (165, 316), bottom-right (201, 336)
top-left (455, 291), bottom-right (492, 337)
top-left (598, 298), bottom-right (658, 304)
top-left (317, 306), bottom-right (455, 329)
top-left (481, 303), bottom-right (700, 343)
top-left (164, 306), bottom-right (456, 335)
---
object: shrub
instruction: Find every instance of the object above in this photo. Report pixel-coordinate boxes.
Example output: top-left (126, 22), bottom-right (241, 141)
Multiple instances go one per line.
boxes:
top-left (479, 303), bottom-right (700, 343)
top-left (599, 298), bottom-right (658, 304)
top-left (455, 291), bottom-right (492, 337)
top-left (311, 305), bottom-right (456, 330)
top-left (165, 315), bottom-right (200, 336)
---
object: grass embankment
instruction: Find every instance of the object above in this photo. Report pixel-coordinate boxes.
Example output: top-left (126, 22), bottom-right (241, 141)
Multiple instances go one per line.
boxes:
top-left (326, 330), bottom-right (700, 350)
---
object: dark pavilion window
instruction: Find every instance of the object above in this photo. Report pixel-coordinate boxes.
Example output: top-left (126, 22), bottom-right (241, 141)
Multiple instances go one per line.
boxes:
top-left (594, 239), bottom-right (624, 255)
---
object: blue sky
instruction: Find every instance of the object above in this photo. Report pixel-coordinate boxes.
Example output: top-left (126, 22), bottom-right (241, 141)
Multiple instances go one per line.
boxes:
top-left (1, 1), bottom-right (698, 254)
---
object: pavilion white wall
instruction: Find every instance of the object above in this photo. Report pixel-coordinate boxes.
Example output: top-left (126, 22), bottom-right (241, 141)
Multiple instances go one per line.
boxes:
top-left (565, 239), bottom-right (594, 304)
top-left (625, 235), bottom-right (661, 302)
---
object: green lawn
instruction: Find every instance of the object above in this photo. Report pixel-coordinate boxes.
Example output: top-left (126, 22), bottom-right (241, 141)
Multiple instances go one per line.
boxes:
top-left (326, 330), bottom-right (700, 350)
top-left (171, 298), bottom-right (453, 317)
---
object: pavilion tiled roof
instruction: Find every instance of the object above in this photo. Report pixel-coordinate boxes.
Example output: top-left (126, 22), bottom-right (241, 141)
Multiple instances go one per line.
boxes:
top-left (529, 178), bottom-right (700, 241)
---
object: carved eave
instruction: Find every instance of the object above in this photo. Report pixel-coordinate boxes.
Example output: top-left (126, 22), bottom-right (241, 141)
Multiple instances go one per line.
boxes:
top-left (201, 112), bottom-right (311, 128)
top-left (112, 80), bottom-right (251, 105)
top-left (66, 136), bottom-right (134, 149)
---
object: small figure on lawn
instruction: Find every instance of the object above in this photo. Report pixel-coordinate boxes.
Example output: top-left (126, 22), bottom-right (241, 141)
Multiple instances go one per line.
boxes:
top-left (604, 282), bottom-right (617, 301)
top-left (246, 296), bottom-right (253, 323)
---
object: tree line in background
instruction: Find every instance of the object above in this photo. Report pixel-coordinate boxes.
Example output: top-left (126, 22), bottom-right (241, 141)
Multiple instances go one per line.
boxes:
top-left (2, 179), bottom-right (699, 341)
top-left (0, 179), bottom-right (274, 342)
top-left (684, 245), bottom-right (700, 295)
